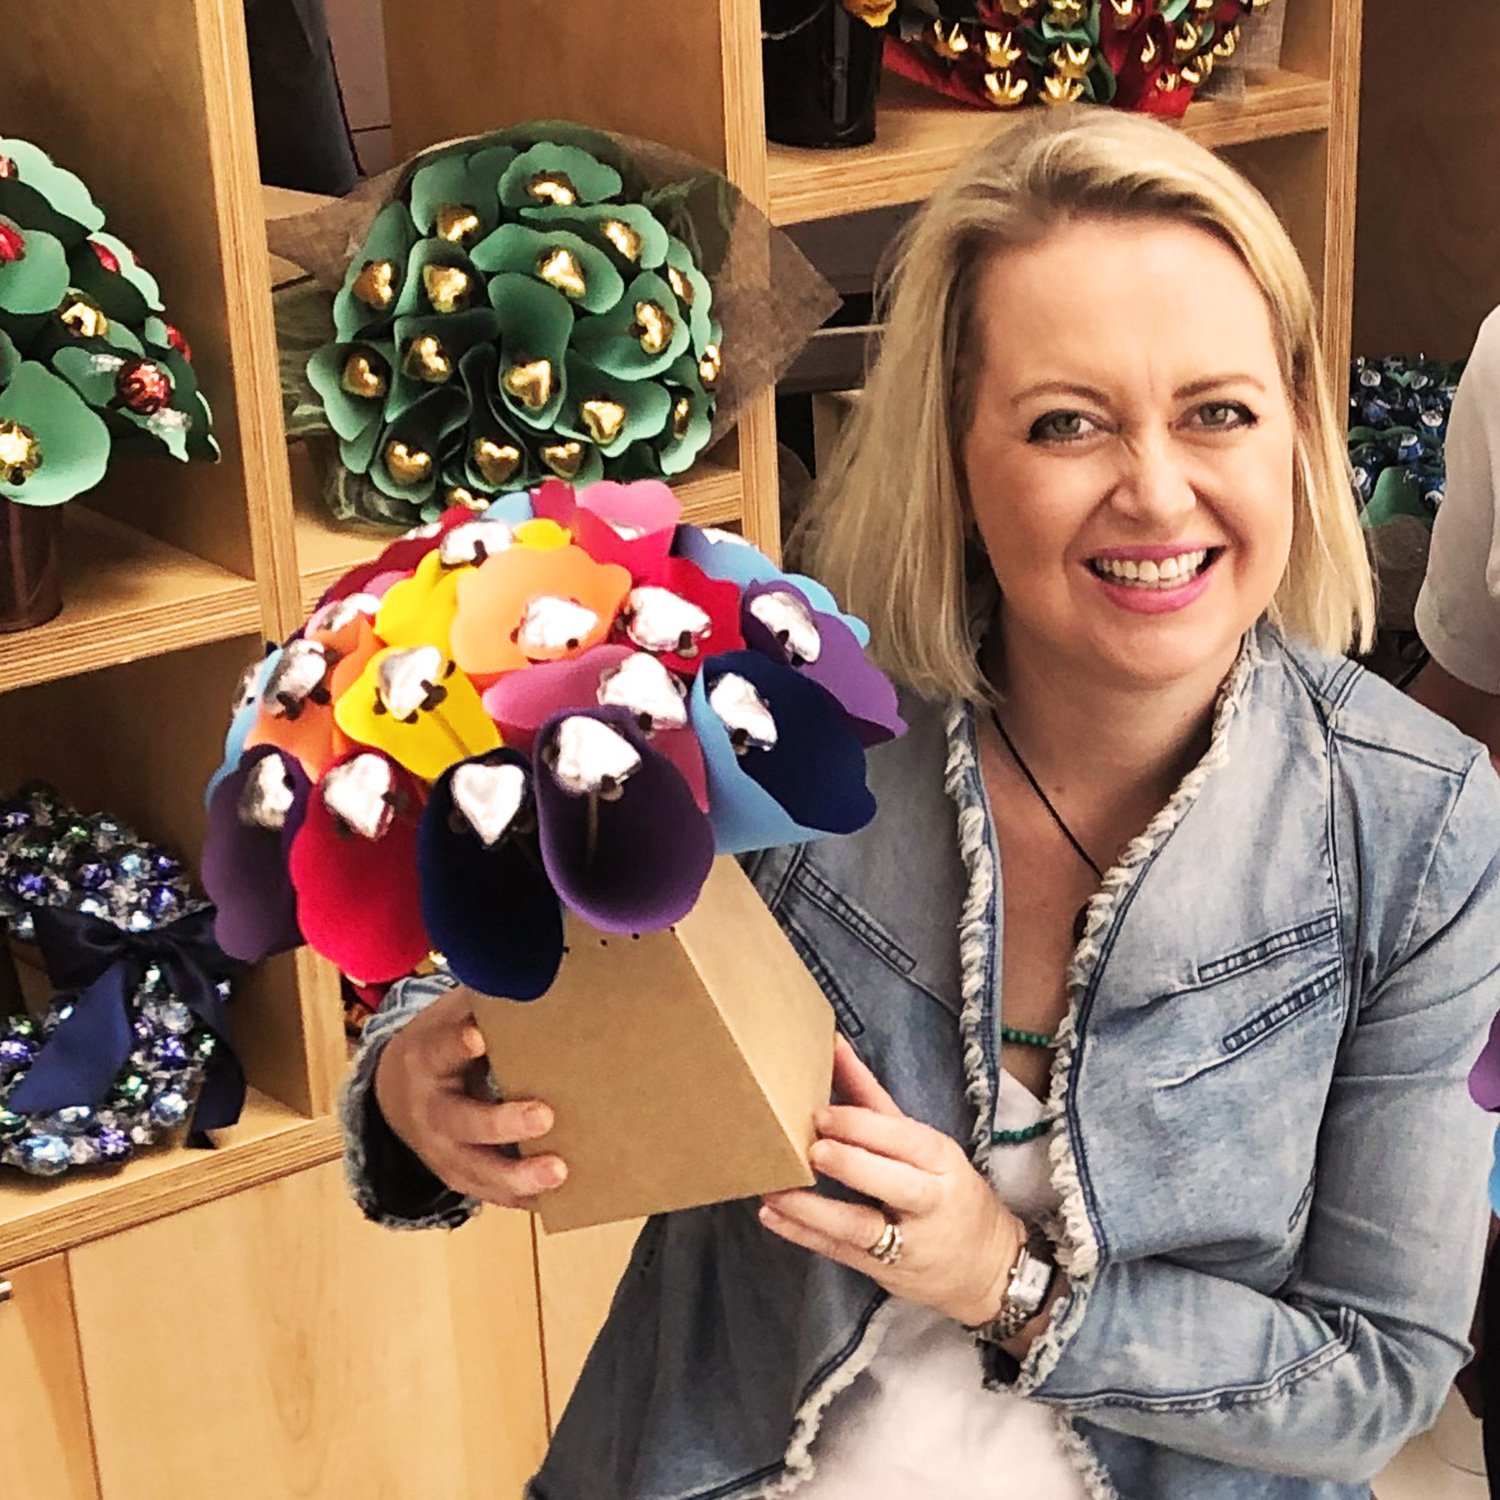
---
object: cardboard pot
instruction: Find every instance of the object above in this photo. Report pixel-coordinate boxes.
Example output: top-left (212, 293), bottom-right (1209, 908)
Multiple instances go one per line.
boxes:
top-left (472, 855), bottom-right (834, 1233)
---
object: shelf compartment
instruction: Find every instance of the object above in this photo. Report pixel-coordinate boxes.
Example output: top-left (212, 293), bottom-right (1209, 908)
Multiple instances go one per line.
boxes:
top-left (0, 510), bottom-right (259, 694)
top-left (0, 1092), bottom-right (341, 1268)
top-left (767, 70), bottom-right (1333, 225)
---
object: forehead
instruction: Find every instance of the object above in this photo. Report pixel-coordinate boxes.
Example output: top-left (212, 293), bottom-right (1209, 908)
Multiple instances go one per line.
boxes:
top-left (969, 215), bottom-right (1283, 389)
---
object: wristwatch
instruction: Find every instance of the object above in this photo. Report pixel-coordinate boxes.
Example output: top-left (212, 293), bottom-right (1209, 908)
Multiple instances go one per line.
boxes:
top-left (965, 1226), bottom-right (1058, 1344)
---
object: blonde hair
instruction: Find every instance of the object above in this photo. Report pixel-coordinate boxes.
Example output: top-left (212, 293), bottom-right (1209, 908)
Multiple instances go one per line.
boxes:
top-left (797, 108), bottom-right (1374, 703)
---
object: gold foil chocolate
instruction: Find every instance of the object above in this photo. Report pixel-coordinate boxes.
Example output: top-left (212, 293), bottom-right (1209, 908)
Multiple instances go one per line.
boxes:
top-left (445, 485), bottom-right (489, 512)
top-left (57, 292), bottom-right (109, 338)
top-left (540, 441), bottom-right (585, 479)
top-left (666, 266), bottom-right (696, 307)
top-left (537, 245), bottom-right (587, 300)
top-left (982, 29), bottom-right (1023, 69)
top-left (0, 420), bottom-right (41, 485)
top-left (435, 203), bottom-right (482, 245)
top-left (580, 397), bottom-right (627, 446)
top-left (1052, 41), bottom-right (1093, 78)
top-left (502, 358), bottom-right (554, 411)
top-left (1213, 26), bottom-right (1240, 59)
top-left (929, 19), bottom-right (970, 59)
top-left (983, 69), bottom-right (1031, 107)
top-left (340, 349), bottom-right (390, 400)
top-left (1042, 74), bottom-right (1086, 105)
top-left (527, 172), bottom-right (578, 207)
top-left (351, 259), bottom-right (397, 310)
top-left (402, 333), bottom-right (453, 384)
top-left (422, 263), bottom-right (473, 314)
top-left (631, 300), bottom-right (674, 357)
top-left (698, 342), bottom-right (723, 388)
top-left (599, 218), bottom-right (643, 263)
top-left (384, 440), bottom-right (434, 486)
top-left (671, 395), bottom-right (694, 441)
top-left (472, 435), bottom-right (523, 486)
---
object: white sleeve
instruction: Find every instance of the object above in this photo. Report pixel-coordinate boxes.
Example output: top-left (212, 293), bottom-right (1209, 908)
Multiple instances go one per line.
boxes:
top-left (1415, 309), bottom-right (1500, 693)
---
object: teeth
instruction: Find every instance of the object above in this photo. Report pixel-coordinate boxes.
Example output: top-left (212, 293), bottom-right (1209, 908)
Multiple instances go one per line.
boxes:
top-left (1093, 550), bottom-right (1208, 588)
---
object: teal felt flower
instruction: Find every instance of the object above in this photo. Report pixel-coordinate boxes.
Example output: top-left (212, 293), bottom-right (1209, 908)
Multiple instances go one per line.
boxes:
top-left (0, 136), bottom-right (217, 504)
top-left (307, 133), bottom-right (723, 521)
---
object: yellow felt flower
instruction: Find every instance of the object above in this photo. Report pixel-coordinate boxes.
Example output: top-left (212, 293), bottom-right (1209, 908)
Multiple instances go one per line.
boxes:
top-left (841, 0), bottom-right (897, 26)
top-left (374, 551), bottom-right (465, 654)
top-left (514, 518), bottom-right (571, 550)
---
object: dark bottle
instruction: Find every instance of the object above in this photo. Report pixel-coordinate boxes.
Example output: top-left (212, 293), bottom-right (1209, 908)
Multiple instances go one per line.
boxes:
top-left (762, 0), bottom-right (886, 149)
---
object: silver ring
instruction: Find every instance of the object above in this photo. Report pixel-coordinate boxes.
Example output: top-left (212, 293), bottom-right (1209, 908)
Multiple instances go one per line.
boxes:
top-left (866, 1217), bottom-right (903, 1267)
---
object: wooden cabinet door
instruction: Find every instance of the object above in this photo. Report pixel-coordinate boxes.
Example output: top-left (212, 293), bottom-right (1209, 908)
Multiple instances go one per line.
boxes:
top-left (68, 1161), bottom-right (547, 1499)
top-left (0, 1255), bottom-right (100, 1500)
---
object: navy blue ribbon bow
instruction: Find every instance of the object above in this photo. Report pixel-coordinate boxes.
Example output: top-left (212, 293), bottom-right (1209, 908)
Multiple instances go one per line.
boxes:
top-left (6, 906), bottom-right (245, 1132)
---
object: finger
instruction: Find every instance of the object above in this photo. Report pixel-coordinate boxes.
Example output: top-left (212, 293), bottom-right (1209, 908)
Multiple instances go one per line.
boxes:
top-left (832, 1033), bottom-right (901, 1116)
top-left (431, 1092), bottom-right (554, 1148)
top-left (442, 1145), bottom-right (568, 1205)
top-left (809, 1137), bottom-right (940, 1215)
top-left (422, 1010), bottom-right (488, 1076)
top-left (814, 1105), bottom-right (952, 1172)
top-left (758, 1201), bottom-right (881, 1275)
top-left (761, 1186), bottom-right (890, 1253)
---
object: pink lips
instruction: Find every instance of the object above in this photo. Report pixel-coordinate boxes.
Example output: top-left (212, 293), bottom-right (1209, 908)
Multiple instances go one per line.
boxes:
top-left (1087, 546), bottom-right (1220, 617)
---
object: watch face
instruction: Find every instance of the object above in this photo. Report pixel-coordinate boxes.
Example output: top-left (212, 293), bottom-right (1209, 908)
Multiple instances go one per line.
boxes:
top-left (1010, 1248), bottom-right (1055, 1315)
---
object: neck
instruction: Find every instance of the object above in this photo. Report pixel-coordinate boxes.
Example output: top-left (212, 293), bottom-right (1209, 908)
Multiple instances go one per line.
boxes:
top-left (986, 624), bottom-right (1241, 827)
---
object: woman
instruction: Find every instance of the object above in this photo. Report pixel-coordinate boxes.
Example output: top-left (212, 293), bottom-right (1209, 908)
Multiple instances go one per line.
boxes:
top-left (346, 111), bottom-right (1500, 1499)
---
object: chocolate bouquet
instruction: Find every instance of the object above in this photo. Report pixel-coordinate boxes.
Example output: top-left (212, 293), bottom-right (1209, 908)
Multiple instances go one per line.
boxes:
top-left (275, 124), bottom-right (836, 530)
top-left (887, 0), bottom-right (1271, 118)
top-left (0, 136), bottom-right (217, 504)
top-left (202, 478), bottom-right (904, 999)
top-left (0, 784), bottom-right (241, 1177)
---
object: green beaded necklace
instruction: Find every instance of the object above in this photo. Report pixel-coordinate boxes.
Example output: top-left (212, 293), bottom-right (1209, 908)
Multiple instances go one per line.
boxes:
top-left (987, 708), bottom-right (1104, 1149)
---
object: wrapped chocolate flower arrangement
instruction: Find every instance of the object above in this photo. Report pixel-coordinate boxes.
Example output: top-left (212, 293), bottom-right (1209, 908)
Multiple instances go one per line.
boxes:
top-left (887, 0), bottom-right (1274, 119)
top-left (202, 478), bottom-right (904, 999)
top-left (274, 124), bottom-right (834, 531)
top-left (0, 784), bottom-right (242, 1178)
top-left (0, 136), bottom-right (217, 630)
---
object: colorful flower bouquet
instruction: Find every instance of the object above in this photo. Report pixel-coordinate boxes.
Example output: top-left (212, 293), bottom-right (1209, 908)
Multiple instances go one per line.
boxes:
top-left (202, 477), bottom-right (902, 1228)
top-left (0, 136), bottom-right (217, 629)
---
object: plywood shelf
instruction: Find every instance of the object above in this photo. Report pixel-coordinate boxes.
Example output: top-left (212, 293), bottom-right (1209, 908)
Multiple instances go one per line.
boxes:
top-left (767, 69), bottom-right (1332, 225)
top-left (0, 1090), bottom-right (341, 1268)
top-left (0, 509), bottom-right (260, 695)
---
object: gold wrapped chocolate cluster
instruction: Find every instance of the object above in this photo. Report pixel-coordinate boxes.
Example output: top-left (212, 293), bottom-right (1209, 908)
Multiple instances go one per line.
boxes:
top-left (888, 0), bottom-right (1261, 117)
top-left (309, 133), bottom-right (723, 521)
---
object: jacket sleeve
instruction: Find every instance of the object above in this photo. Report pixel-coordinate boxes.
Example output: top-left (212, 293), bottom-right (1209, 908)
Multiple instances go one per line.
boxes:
top-left (1013, 754), bottom-right (1500, 1483)
top-left (340, 969), bottom-right (481, 1231)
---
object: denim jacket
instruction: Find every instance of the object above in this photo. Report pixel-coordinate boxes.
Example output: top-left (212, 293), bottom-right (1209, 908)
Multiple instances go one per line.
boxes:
top-left (342, 625), bottom-right (1500, 1500)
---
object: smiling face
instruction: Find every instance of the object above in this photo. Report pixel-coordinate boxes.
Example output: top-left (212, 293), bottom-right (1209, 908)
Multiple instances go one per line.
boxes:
top-left (961, 214), bottom-right (1296, 697)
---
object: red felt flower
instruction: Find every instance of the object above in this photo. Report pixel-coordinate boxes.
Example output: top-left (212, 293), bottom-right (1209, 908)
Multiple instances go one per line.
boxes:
top-left (610, 556), bottom-right (744, 677)
top-left (318, 505), bottom-right (475, 607)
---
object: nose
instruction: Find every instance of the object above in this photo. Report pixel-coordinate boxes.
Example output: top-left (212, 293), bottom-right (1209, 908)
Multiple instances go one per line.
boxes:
top-left (1110, 431), bottom-right (1197, 529)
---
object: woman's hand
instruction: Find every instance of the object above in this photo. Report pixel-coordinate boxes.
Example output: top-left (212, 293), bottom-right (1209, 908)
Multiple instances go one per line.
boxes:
top-left (373, 985), bottom-right (567, 1209)
top-left (760, 1034), bottom-right (1027, 1328)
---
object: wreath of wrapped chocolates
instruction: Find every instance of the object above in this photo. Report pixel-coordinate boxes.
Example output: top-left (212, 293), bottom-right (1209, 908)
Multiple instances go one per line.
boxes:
top-left (887, 0), bottom-right (1272, 118)
top-left (202, 478), bottom-right (904, 1001)
top-left (0, 784), bottom-right (241, 1177)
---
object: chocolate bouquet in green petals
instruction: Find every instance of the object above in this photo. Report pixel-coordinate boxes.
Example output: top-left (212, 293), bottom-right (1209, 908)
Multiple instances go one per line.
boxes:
top-left (0, 138), bottom-right (217, 507)
top-left (276, 123), bottom-right (836, 530)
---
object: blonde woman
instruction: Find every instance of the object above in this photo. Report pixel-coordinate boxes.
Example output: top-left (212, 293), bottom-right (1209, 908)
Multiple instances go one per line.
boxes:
top-left (349, 111), bottom-right (1500, 1499)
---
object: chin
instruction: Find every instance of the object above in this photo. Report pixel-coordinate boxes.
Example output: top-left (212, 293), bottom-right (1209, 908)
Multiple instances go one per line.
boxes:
top-left (1081, 617), bottom-right (1250, 692)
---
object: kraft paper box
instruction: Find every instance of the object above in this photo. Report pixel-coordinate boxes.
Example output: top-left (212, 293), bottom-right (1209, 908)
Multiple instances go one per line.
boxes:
top-left (472, 856), bottom-right (835, 1234)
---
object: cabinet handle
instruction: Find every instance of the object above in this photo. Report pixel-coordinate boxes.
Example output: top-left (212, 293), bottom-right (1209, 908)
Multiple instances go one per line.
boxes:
top-left (0, 1280), bottom-right (11, 1304)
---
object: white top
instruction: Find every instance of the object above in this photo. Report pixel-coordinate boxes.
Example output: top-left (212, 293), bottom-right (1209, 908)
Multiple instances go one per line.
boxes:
top-left (795, 1072), bottom-right (1088, 1500)
top-left (1415, 309), bottom-right (1500, 692)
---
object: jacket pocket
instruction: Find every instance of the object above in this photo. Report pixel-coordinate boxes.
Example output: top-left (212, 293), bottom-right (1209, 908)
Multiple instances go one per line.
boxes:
top-left (782, 914), bottom-right (865, 1038)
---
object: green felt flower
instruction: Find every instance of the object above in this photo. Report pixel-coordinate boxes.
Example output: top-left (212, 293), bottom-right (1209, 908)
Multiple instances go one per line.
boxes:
top-left (0, 136), bottom-right (216, 503)
top-left (0, 360), bottom-right (110, 505)
top-left (307, 133), bottom-right (723, 522)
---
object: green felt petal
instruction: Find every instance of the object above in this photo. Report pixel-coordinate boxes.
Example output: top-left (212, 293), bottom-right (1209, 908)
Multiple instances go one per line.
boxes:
top-left (571, 271), bottom-right (689, 381)
top-left (158, 346), bottom-right (218, 461)
top-left (539, 440), bottom-right (603, 489)
top-left (94, 232), bottom-right (163, 311)
top-left (50, 343), bottom-right (122, 406)
top-left (467, 144), bottom-right (520, 197)
top-left (457, 351), bottom-right (537, 494)
top-left (558, 355), bottom-right (672, 459)
top-left (0, 360), bottom-right (111, 504)
top-left (409, 156), bottom-right (498, 245)
top-left (307, 341), bottom-right (391, 442)
top-left (333, 202), bottom-right (416, 341)
top-left (0, 224), bottom-right (68, 314)
top-left (664, 238), bottom-right (714, 351)
top-left (0, 139), bottom-right (105, 233)
top-left (655, 379), bottom-right (714, 478)
top-left (394, 240), bottom-right (480, 319)
top-left (1360, 469), bottom-right (1428, 530)
top-left (471, 223), bottom-right (623, 316)
top-left (117, 404), bottom-right (190, 461)
top-left (519, 202), bottom-right (670, 272)
top-left (67, 240), bottom-right (149, 327)
top-left (388, 306), bottom-right (499, 421)
top-left (499, 145), bottom-right (622, 210)
top-left (368, 386), bottom-right (469, 501)
top-left (339, 418), bottom-right (383, 476)
top-left (487, 273), bottom-right (573, 432)
top-left (1160, 0), bottom-right (1193, 21)
top-left (0, 329), bottom-right (18, 383)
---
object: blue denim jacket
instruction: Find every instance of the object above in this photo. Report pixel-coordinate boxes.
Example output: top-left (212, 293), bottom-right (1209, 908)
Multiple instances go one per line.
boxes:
top-left (342, 626), bottom-right (1500, 1500)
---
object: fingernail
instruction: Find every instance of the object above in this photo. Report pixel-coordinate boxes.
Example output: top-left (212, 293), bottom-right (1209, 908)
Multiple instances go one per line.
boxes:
top-left (539, 1160), bottom-right (567, 1188)
top-left (814, 1109), bottom-right (834, 1131)
top-left (525, 1104), bottom-right (553, 1133)
top-left (809, 1141), bottom-right (831, 1166)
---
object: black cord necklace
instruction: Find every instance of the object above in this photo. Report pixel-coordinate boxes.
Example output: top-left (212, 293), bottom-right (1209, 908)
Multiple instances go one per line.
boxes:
top-left (989, 707), bottom-right (1104, 881)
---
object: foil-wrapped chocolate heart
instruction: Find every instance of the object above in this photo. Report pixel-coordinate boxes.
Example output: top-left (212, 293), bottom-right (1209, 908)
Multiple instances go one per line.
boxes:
top-left (515, 596), bottom-right (600, 655)
top-left (438, 520), bottom-right (515, 569)
top-left (548, 716), bottom-right (642, 798)
top-left (625, 586), bottom-right (711, 656)
top-left (709, 673), bottom-right (778, 754)
top-left (597, 652), bottom-right (688, 732)
top-left (452, 761), bottom-right (529, 847)
top-left (309, 593), bottom-right (380, 638)
top-left (749, 589), bottom-right (822, 666)
top-left (238, 753), bottom-right (297, 831)
top-left (376, 645), bottom-right (448, 722)
top-left (262, 639), bottom-right (332, 720)
top-left (322, 754), bottom-right (397, 840)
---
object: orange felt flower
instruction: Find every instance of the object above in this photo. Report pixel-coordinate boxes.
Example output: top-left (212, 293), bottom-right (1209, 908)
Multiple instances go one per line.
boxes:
top-left (842, 0), bottom-right (896, 25)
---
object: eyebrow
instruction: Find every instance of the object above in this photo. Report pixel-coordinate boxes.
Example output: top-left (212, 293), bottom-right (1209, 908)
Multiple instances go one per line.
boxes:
top-left (1010, 373), bottom-right (1270, 406)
